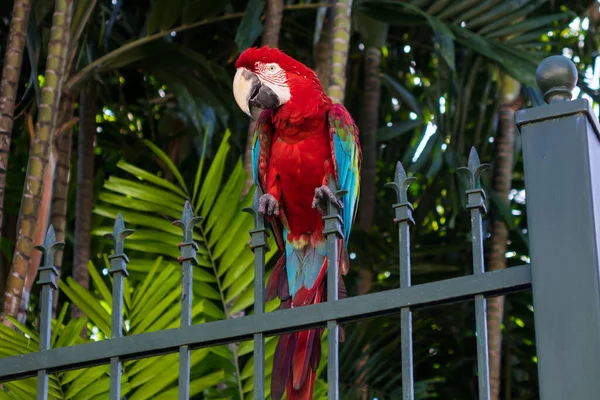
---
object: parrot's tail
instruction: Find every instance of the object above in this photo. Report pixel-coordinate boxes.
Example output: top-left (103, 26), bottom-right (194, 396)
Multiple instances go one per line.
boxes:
top-left (269, 238), bottom-right (348, 400)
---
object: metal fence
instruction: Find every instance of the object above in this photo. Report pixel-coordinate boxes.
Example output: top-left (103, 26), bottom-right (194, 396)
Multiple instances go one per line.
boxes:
top-left (1, 55), bottom-right (599, 400)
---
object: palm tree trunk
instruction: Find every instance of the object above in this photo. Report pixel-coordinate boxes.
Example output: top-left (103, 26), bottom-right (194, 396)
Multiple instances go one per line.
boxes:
top-left (1, 0), bottom-right (74, 323)
top-left (314, 4), bottom-right (333, 88)
top-left (358, 46), bottom-right (381, 233)
top-left (243, 0), bottom-right (284, 194)
top-left (487, 74), bottom-right (521, 400)
top-left (326, 0), bottom-right (353, 105)
top-left (51, 97), bottom-right (76, 317)
top-left (72, 80), bottom-right (97, 319)
top-left (17, 145), bottom-right (55, 323)
top-left (0, 0), bottom-right (33, 240)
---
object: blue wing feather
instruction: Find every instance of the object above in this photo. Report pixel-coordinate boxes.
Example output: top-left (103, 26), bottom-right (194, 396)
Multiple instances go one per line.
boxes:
top-left (328, 105), bottom-right (361, 245)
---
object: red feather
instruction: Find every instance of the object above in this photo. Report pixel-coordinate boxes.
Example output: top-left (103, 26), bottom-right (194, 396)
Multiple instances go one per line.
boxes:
top-left (266, 255), bottom-right (285, 301)
top-left (310, 328), bottom-right (323, 371)
top-left (292, 329), bottom-right (316, 390)
top-left (272, 333), bottom-right (297, 400)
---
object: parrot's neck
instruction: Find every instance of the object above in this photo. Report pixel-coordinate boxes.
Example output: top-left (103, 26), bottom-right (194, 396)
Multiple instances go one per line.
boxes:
top-left (272, 90), bottom-right (332, 131)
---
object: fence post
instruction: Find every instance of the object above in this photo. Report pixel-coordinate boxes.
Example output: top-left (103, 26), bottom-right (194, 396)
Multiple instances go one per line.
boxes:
top-left (105, 214), bottom-right (133, 400)
top-left (34, 225), bottom-right (64, 400)
top-left (243, 188), bottom-right (269, 400)
top-left (385, 161), bottom-right (416, 400)
top-left (322, 181), bottom-right (346, 400)
top-left (458, 148), bottom-right (491, 400)
top-left (516, 55), bottom-right (600, 399)
top-left (173, 201), bottom-right (202, 400)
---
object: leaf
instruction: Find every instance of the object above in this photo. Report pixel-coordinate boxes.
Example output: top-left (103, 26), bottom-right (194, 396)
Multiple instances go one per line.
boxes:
top-left (196, 130), bottom-right (231, 216)
top-left (128, 349), bottom-right (210, 399)
top-left (97, 192), bottom-right (181, 220)
top-left (205, 160), bottom-right (245, 235)
top-left (146, 0), bottom-right (168, 34)
top-left (117, 160), bottom-right (188, 198)
top-left (143, 140), bottom-right (188, 194)
top-left (157, 370), bottom-right (225, 398)
top-left (235, 0), bottom-right (265, 52)
top-left (103, 177), bottom-right (185, 212)
top-left (435, 30), bottom-right (455, 71)
top-left (355, 11), bottom-right (388, 48)
top-left (376, 120), bottom-right (423, 141)
top-left (159, 0), bottom-right (184, 31)
top-left (382, 74), bottom-right (422, 116)
top-left (60, 278), bottom-right (112, 336)
top-left (192, 132), bottom-right (210, 206)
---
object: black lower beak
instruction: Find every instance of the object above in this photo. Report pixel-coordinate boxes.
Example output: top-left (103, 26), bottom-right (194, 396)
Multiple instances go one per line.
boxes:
top-left (249, 84), bottom-right (281, 110)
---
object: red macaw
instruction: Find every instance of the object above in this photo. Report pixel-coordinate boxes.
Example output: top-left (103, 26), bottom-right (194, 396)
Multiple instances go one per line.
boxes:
top-left (233, 46), bottom-right (361, 400)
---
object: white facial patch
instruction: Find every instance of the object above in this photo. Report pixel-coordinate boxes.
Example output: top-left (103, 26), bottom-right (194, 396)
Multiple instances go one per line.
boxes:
top-left (255, 62), bottom-right (291, 105)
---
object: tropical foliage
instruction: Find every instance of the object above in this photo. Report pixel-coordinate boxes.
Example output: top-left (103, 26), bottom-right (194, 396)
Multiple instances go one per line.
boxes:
top-left (0, 0), bottom-right (599, 399)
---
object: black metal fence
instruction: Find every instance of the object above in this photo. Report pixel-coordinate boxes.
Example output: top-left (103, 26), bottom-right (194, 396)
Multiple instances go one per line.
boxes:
top-left (1, 56), bottom-right (599, 400)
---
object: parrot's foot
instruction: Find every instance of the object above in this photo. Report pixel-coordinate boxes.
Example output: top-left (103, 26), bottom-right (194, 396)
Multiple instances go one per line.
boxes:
top-left (312, 185), bottom-right (343, 215)
top-left (258, 193), bottom-right (280, 216)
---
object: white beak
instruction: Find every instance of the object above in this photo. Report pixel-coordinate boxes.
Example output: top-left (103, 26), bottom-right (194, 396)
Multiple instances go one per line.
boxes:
top-left (233, 68), bottom-right (257, 119)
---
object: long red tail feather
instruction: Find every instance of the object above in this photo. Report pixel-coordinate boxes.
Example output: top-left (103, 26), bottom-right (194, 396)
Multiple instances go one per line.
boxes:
top-left (270, 235), bottom-right (349, 398)
top-left (271, 333), bottom-right (297, 400)
top-left (292, 329), bottom-right (316, 389)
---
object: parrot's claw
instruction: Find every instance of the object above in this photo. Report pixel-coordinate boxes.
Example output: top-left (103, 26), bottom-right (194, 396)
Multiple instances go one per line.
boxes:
top-left (258, 193), bottom-right (280, 216)
top-left (312, 185), bottom-right (343, 215)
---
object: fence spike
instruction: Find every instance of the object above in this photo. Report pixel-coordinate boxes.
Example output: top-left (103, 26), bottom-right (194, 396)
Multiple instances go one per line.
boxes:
top-left (173, 201), bottom-right (203, 245)
top-left (104, 213), bottom-right (134, 256)
top-left (385, 161), bottom-right (417, 205)
top-left (457, 147), bottom-right (491, 190)
top-left (35, 225), bottom-right (65, 289)
top-left (243, 186), bottom-right (268, 233)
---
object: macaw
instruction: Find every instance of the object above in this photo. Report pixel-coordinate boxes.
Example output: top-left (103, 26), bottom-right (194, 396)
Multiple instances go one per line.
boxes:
top-left (233, 46), bottom-right (361, 400)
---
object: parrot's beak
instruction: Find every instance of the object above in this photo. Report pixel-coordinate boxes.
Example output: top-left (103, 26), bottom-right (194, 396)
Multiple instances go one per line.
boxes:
top-left (233, 68), bottom-right (281, 119)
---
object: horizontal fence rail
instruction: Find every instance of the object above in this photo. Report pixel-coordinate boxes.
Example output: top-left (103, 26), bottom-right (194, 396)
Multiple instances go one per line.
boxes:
top-left (0, 264), bottom-right (532, 383)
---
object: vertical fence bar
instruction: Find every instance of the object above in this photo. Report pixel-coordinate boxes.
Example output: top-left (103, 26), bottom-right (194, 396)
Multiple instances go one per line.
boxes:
top-left (105, 214), bottom-right (133, 400)
top-left (458, 148), bottom-right (491, 400)
top-left (34, 226), bottom-right (64, 400)
top-left (323, 185), bottom-right (345, 400)
top-left (385, 162), bottom-right (417, 400)
top-left (516, 56), bottom-right (600, 399)
top-left (173, 201), bottom-right (202, 400)
top-left (243, 189), bottom-right (269, 399)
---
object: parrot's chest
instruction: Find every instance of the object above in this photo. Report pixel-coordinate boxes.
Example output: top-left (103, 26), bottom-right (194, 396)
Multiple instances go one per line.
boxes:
top-left (271, 128), bottom-right (332, 235)
top-left (272, 131), bottom-right (331, 188)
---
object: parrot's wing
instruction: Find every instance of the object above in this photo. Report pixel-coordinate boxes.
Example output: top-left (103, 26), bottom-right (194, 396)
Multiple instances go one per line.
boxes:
top-left (327, 104), bottom-right (362, 243)
top-left (252, 110), bottom-right (285, 243)
top-left (252, 110), bottom-right (273, 190)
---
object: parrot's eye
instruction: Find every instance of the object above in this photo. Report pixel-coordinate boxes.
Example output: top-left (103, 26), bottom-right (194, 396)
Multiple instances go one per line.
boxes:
top-left (266, 64), bottom-right (278, 72)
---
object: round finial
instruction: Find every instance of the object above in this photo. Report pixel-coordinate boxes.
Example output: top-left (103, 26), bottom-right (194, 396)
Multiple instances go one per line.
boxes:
top-left (536, 55), bottom-right (578, 104)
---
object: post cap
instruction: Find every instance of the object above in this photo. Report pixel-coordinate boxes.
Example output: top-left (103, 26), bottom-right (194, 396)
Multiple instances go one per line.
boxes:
top-left (536, 55), bottom-right (578, 104)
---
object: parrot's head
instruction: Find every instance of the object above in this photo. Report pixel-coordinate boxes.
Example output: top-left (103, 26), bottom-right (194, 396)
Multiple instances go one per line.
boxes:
top-left (233, 46), bottom-right (328, 119)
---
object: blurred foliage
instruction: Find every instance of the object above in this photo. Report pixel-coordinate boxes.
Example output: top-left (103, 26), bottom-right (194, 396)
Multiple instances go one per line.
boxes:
top-left (0, 0), bottom-right (599, 399)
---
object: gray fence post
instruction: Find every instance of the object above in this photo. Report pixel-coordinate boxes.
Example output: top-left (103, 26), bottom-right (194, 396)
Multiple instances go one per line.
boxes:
top-left (34, 225), bottom-right (64, 400)
top-left (516, 55), bottom-right (600, 400)
top-left (173, 201), bottom-right (202, 400)
top-left (243, 188), bottom-right (269, 400)
top-left (105, 214), bottom-right (133, 400)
